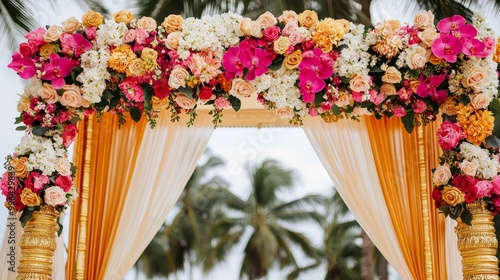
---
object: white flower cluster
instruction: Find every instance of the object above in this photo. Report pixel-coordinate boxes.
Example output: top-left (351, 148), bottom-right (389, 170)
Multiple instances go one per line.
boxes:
top-left (77, 48), bottom-right (111, 103)
top-left (472, 12), bottom-right (496, 39)
top-left (24, 79), bottom-right (43, 98)
top-left (96, 19), bottom-right (128, 48)
top-left (459, 142), bottom-right (499, 179)
top-left (15, 134), bottom-right (67, 176)
top-left (254, 69), bottom-right (306, 116)
top-left (178, 13), bottom-right (241, 60)
top-left (334, 23), bottom-right (373, 78)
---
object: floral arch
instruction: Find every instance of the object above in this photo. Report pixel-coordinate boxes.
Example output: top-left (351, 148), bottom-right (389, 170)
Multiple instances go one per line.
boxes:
top-left (1, 8), bottom-right (500, 279)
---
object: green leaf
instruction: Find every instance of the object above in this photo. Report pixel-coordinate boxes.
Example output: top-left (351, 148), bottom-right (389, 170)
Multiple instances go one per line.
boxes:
top-left (16, 126), bottom-right (27, 131)
top-left (269, 55), bottom-right (284, 71)
top-left (71, 67), bottom-right (83, 83)
top-left (14, 116), bottom-right (22, 124)
top-left (143, 83), bottom-right (153, 112)
top-left (70, 117), bottom-right (81, 124)
top-left (485, 135), bottom-right (500, 148)
top-left (109, 97), bottom-right (120, 109)
top-left (401, 111), bottom-right (415, 133)
top-left (19, 209), bottom-right (34, 227)
top-left (438, 205), bottom-right (450, 217)
top-left (32, 125), bottom-right (49, 136)
top-left (331, 104), bottom-right (341, 115)
top-left (130, 106), bottom-right (142, 122)
top-left (228, 96), bottom-right (241, 111)
top-left (489, 98), bottom-right (500, 138)
top-left (57, 219), bottom-right (63, 237)
top-left (178, 86), bottom-right (194, 98)
top-left (450, 203), bottom-right (462, 219)
top-left (461, 208), bottom-right (473, 225)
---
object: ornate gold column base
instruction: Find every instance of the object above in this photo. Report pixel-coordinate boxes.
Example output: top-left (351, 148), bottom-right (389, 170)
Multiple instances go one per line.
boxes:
top-left (456, 200), bottom-right (499, 280)
top-left (17, 204), bottom-right (60, 280)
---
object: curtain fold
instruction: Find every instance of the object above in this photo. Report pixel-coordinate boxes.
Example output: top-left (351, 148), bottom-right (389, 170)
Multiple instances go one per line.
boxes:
top-left (303, 117), bottom-right (413, 279)
top-left (66, 112), bottom-right (213, 280)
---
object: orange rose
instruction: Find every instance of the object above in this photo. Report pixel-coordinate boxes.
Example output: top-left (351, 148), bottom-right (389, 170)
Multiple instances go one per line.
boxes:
top-left (274, 36), bottom-right (291, 54)
top-left (10, 157), bottom-right (29, 178)
top-left (17, 94), bottom-right (30, 113)
top-left (20, 189), bottom-right (41, 207)
top-left (82, 10), bottom-right (104, 27)
top-left (152, 96), bottom-right (170, 111)
top-left (39, 44), bottom-right (59, 59)
top-left (127, 58), bottom-right (146, 76)
top-left (379, 83), bottom-right (397, 96)
top-left (439, 98), bottom-right (458, 116)
top-left (113, 10), bottom-right (135, 24)
top-left (162, 15), bottom-right (183, 33)
top-left (298, 10), bottom-right (318, 29)
top-left (441, 186), bottom-right (465, 206)
top-left (284, 50), bottom-right (302, 69)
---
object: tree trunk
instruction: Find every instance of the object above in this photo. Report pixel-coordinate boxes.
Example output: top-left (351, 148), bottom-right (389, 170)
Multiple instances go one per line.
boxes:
top-left (378, 254), bottom-right (389, 280)
top-left (360, 229), bottom-right (375, 280)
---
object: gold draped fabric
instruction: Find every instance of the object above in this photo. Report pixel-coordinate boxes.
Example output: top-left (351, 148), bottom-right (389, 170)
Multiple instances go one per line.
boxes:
top-left (66, 113), bottom-right (147, 279)
top-left (366, 117), bottom-right (447, 279)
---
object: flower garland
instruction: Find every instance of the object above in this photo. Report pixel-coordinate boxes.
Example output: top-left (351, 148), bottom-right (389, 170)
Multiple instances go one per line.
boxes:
top-left (2, 9), bottom-right (500, 227)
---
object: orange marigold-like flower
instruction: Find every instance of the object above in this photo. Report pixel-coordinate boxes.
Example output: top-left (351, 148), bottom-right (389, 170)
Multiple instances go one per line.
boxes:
top-left (456, 103), bottom-right (494, 145)
top-left (108, 44), bottom-right (137, 73)
top-left (216, 74), bottom-right (232, 92)
top-left (312, 18), bottom-right (349, 52)
top-left (493, 37), bottom-right (500, 63)
top-left (372, 34), bottom-right (402, 59)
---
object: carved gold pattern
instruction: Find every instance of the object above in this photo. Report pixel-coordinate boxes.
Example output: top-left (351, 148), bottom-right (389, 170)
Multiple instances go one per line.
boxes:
top-left (17, 204), bottom-right (60, 280)
top-left (456, 200), bottom-right (499, 280)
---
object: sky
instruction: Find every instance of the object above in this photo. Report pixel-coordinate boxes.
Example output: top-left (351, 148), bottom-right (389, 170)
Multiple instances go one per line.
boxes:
top-left (1, 0), bottom-right (500, 279)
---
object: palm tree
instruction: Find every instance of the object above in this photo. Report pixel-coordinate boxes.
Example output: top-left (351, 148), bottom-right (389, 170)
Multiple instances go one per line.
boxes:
top-left (135, 152), bottom-right (229, 278)
top-left (201, 159), bottom-right (324, 279)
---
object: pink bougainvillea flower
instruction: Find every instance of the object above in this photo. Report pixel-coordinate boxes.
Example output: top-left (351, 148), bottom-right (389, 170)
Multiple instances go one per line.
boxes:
top-left (222, 46), bottom-right (243, 80)
top-left (416, 74), bottom-right (447, 103)
top-left (8, 52), bottom-right (36, 79)
top-left (431, 33), bottom-right (463, 63)
top-left (436, 15), bottom-right (466, 33)
top-left (240, 45), bottom-right (272, 80)
top-left (298, 69), bottom-right (325, 102)
top-left (42, 53), bottom-right (74, 89)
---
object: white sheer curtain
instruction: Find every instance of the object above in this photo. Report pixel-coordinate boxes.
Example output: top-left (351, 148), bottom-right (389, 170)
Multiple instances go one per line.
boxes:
top-left (101, 113), bottom-right (214, 279)
top-left (0, 213), bottom-right (66, 279)
top-left (303, 117), bottom-right (413, 279)
top-left (446, 218), bottom-right (463, 279)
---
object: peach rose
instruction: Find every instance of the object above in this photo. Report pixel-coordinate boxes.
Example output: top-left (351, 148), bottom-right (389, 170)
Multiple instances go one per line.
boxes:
top-left (385, 20), bottom-right (401, 31)
top-left (335, 91), bottom-right (353, 107)
top-left (428, 53), bottom-right (442, 64)
top-left (257, 11), bottom-right (277, 29)
top-left (152, 96), bottom-right (169, 111)
top-left (235, 18), bottom-right (262, 38)
top-left (461, 66), bottom-right (486, 91)
top-left (56, 158), bottom-right (72, 176)
top-left (470, 93), bottom-right (492, 110)
top-left (112, 10), bottom-right (135, 25)
top-left (380, 83), bottom-right (397, 96)
top-left (419, 27), bottom-right (438, 48)
top-left (165, 31), bottom-right (181, 49)
top-left (17, 95), bottom-right (30, 112)
top-left (141, 47), bottom-right (158, 61)
top-left (441, 186), bottom-right (465, 206)
top-left (43, 25), bottom-right (63, 42)
top-left (168, 65), bottom-right (189, 89)
top-left (409, 80), bottom-right (420, 93)
top-left (381, 67), bottom-right (402, 84)
top-left (439, 98), bottom-right (458, 116)
top-left (81, 98), bottom-right (91, 108)
top-left (60, 85), bottom-right (83, 107)
top-left (433, 165), bottom-right (451, 185)
top-left (288, 31), bottom-right (304, 45)
top-left (137, 16), bottom-right (157, 32)
top-left (174, 93), bottom-right (196, 110)
top-left (279, 10), bottom-right (298, 24)
top-left (40, 83), bottom-right (59, 104)
top-left (298, 10), bottom-right (318, 29)
top-left (413, 11), bottom-right (435, 30)
top-left (61, 17), bottom-right (82, 33)
top-left (20, 189), bottom-right (41, 207)
top-left (276, 107), bottom-right (294, 119)
top-left (274, 36), bottom-right (291, 54)
top-left (406, 45), bottom-right (428, 69)
top-left (352, 107), bottom-right (371, 117)
top-left (82, 10), bottom-right (104, 27)
top-left (460, 160), bottom-right (478, 177)
top-left (10, 157), bottom-right (29, 178)
top-left (284, 50), bottom-right (302, 69)
top-left (162, 15), bottom-right (183, 33)
top-left (44, 186), bottom-right (67, 206)
top-left (231, 78), bottom-right (257, 98)
top-left (127, 58), bottom-right (146, 76)
top-left (349, 74), bottom-right (371, 92)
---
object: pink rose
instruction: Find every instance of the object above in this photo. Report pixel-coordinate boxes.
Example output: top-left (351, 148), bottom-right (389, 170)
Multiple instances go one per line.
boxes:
top-left (282, 22), bottom-right (298, 36)
top-left (62, 123), bottom-right (78, 147)
top-left (452, 174), bottom-right (477, 194)
top-left (199, 87), bottom-right (213, 101)
top-left (288, 31), bottom-right (304, 45)
top-left (392, 106), bottom-right (407, 117)
top-left (491, 176), bottom-right (500, 195)
top-left (25, 172), bottom-right (49, 193)
top-left (85, 27), bottom-right (97, 40)
top-left (0, 172), bottom-right (18, 197)
top-left (412, 100), bottom-right (427, 114)
top-left (437, 121), bottom-right (465, 150)
top-left (262, 26), bottom-right (281, 42)
top-left (432, 187), bottom-right (443, 208)
top-left (473, 180), bottom-right (493, 200)
top-left (19, 43), bottom-right (35, 57)
top-left (44, 186), bottom-right (67, 206)
top-left (55, 175), bottom-right (73, 192)
top-left (214, 97), bottom-right (231, 108)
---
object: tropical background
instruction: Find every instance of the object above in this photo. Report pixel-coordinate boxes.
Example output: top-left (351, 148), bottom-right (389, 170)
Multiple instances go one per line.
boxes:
top-left (2, 0), bottom-right (500, 279)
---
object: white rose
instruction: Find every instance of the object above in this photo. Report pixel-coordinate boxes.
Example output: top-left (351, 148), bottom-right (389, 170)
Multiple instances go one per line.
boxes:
top-left (44, 186), bottom-right (67, 206)
top-left (276, 107), bottom-right (294, 119)
top-left (230, 78), bottom-right (257, 98)
top-left (413, 11), bottom-right (435, 30)
top-left (460, 160), bottom-right (478, 177)
top-left (56, 158), bottom-right (72, 176)
top-left (405, 46), bottom-right (428, 70)
top-left (470, 93), bottom-right (492, 109)
top-left (257, 11), bottom-right (277, 29)
top-left (168, 65), bottom-right (189, 89)
top-left (433, 165), bottom-right (452, 185)
top-left (44, 25), bottom-right (63, 42)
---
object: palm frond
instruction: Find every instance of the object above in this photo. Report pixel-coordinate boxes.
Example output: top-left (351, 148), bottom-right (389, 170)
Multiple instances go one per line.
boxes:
top-left (278, 226), bottom-right (320, 260)
top-left (270, 194), bottom-right (325, 215)
top-left (274, 209), bottom-right (325, 225)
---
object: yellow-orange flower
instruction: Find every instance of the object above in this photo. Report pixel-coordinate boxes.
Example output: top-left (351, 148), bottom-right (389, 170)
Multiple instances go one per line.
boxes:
top-left (108, 44), bottom-right (137, 73)
top-left (39, 44), bottom-right (60, 59)
top-left (113, 10), bottom-right (135, 25)
top-left (152, 96), bottom-right (170, 111)
top-left (10, 157), bottom-right (29, 178)
top-left (298, 10), bottom-right (318, 29)
top-left (441, 186), bottom-right (465, 206)
top-left (493, 37), bottom-right (500, 63)
top-left (20, 189), bottom-right (41, 207)
top-left (456, 103), bottom-right (494, 145)
top-left (284, 50), bottom-right (302, 69)
top-left (312, 18), bottom-right (349, 52)
top-left (82, 9), bottom-right (104, 27)
top-left (216, 74), bottom-right (232, 92)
